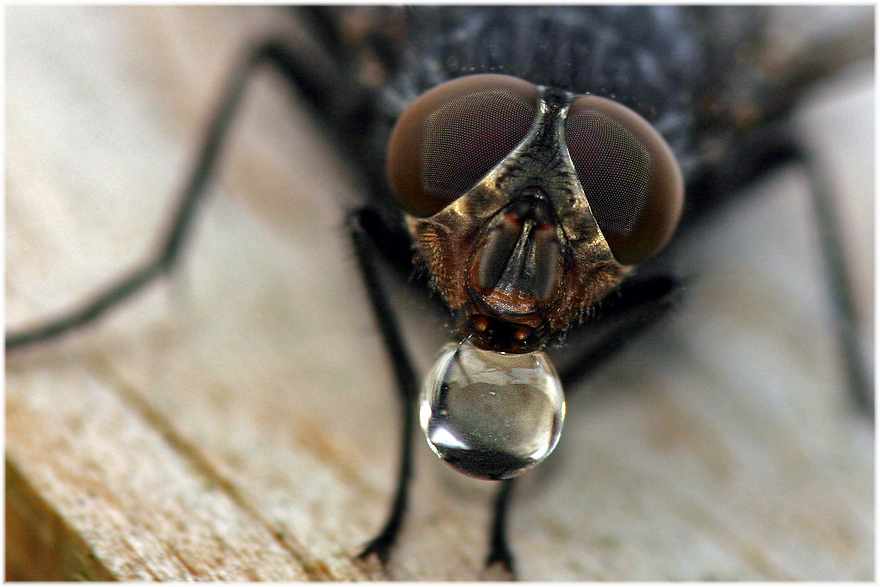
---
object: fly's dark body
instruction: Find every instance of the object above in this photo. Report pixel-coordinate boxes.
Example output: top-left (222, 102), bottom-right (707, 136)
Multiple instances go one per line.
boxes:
top-left (6, 6), bottom-right (872, 580)
top-left (365, 7), bottom-right (707, 176)
top-left (305, 7), bottom-right (763, 232)
top-left (306, 6), bottom-right (869, 240)
top-left (292, 6), bottom-right (870, 362)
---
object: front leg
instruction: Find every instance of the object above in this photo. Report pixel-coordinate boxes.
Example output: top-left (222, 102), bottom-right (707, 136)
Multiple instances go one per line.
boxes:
top-left (347, 207), bottom-right (421, 568)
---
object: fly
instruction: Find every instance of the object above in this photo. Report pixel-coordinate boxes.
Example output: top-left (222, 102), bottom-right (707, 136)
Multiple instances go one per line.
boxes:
top-left (6, 6), bottom-right (873, 580)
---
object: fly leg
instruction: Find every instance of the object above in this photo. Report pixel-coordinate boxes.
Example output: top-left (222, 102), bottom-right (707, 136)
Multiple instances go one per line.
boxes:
top-left (485, 478), bottom-right (517, 576)
top-left (557, 275), bottom-right (681, 389)
top-left (347, 207), bottom-right (421, 568)
top-left (694, 124), bottom-right (873, 420)
top-left (6, 36), bottom-right (367, 351)
top-left (795, 146), bottom-right (874, 420)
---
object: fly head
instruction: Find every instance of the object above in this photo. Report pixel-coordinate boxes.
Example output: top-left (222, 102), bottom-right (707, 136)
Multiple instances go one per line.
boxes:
top-left (386, 73), bottom-right (684, 479)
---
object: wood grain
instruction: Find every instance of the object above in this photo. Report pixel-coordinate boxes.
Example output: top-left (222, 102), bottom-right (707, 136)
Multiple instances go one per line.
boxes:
top-left (6, 6), bottom-right (873, 580)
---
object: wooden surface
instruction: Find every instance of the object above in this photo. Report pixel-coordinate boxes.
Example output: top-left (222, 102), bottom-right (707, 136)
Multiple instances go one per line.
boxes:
top-left (5, 7), bottom-right (874, 581)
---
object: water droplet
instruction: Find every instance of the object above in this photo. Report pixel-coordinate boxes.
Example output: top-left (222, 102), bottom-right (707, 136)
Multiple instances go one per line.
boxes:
top-left (420, 338), bottom-right (565, 480)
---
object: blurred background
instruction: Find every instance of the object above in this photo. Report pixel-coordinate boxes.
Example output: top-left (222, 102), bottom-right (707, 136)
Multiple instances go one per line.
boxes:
top-left (6, 6), bottom-right (873, 580)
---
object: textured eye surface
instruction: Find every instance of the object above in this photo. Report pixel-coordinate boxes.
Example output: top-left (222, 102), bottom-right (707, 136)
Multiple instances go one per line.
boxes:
top-left (387, 74), bottom-right (538, 217)
top-left (565, 96), bottom-right (683, 265)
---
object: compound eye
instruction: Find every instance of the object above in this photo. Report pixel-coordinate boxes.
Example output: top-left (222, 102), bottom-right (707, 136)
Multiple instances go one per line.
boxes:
top-left (387, 74), bottom-right (538, 218)
top-left (565, 96), bottom-right (683, 265)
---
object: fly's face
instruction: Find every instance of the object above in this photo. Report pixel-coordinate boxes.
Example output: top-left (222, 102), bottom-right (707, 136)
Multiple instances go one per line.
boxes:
top-left (389, 75), bottom-right (684, 351)
top-left (387, 74), bottom-right (684, 479)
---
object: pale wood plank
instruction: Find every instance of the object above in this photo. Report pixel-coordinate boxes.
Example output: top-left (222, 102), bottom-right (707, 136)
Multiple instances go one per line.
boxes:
top-left (7, 357), bottom-right (309, 581)
top-left (6, 6), bottom-right (873, 580)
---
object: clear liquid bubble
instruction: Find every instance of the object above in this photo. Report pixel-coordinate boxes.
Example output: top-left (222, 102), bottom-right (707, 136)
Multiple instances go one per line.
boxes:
top-left (420, 338), bottom-right (565, 480)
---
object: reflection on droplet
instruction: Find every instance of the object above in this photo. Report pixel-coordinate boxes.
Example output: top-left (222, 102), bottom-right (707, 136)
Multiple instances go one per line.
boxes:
top-left (419, 338), bottom-right (565, 480)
